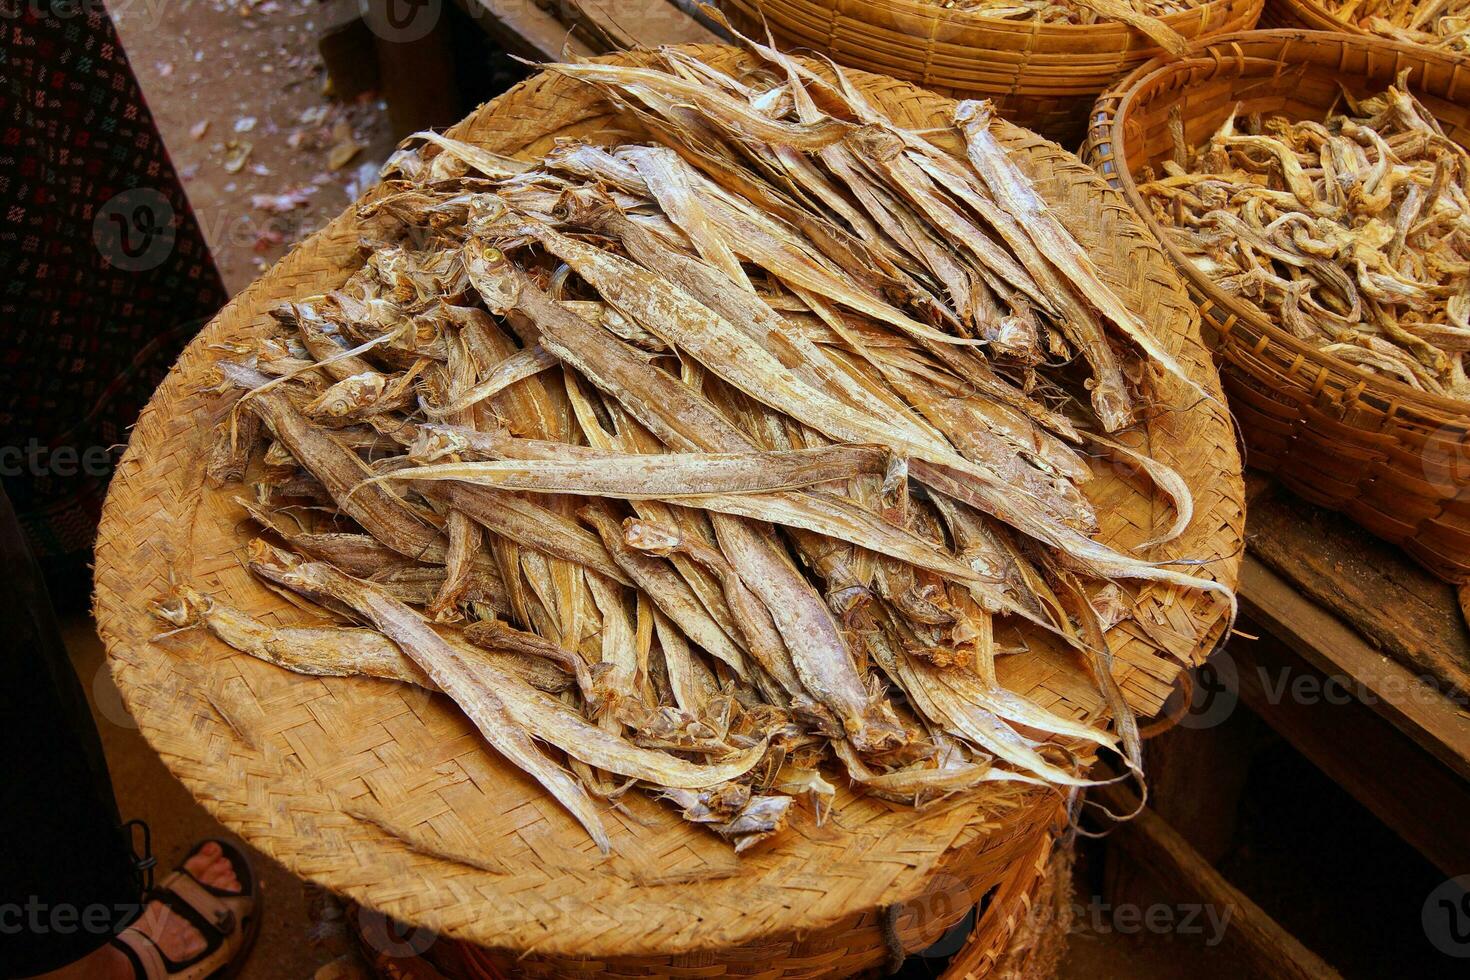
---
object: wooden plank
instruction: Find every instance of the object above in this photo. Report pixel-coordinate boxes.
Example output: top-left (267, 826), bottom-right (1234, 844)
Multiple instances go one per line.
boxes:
top-left (1244, 474), bottom-right (1470, 699)
top-left (372, 2), bottom-right (463, 138)
top-left (1240, 556), bottom-right (1470, 782)
top-left (1103, 715), bottom-right (1257, 915)
top-left (560, 0), bottom-right (719, 49)
top-left (1094, 783), bottom-right (1343, 980)
top-left (453, 0), bottom-right (594, 61)
top-left (1228, 620), bottom-right (1470, 876)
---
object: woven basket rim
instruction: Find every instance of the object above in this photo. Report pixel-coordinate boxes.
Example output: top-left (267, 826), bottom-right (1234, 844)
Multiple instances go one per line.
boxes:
top-left (1094, 27), bottom-right (1470, 421)
top-left (752, 0), bottom-right (1246, 31)
top-left (743, 0), bottom-right (1253, 36)
top-left (94, 43), bottom-right (1241, 960)
top-left (1269, 0), bottom-right (1453, 37)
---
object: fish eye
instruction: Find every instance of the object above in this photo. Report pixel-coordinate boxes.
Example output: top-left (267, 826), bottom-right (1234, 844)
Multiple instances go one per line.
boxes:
top-left (480, 245), bottom-right (504, 264)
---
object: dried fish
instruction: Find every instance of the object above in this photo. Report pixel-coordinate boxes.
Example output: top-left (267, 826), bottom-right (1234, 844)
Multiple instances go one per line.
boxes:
top-left (167, 46), bottom-right (1232, 853)
top-left (1141, 79), bottom-right (1470, 398)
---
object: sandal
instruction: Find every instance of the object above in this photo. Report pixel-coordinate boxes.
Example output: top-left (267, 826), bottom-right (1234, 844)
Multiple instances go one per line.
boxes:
top-left (109, 838), bottom-right (262, 979)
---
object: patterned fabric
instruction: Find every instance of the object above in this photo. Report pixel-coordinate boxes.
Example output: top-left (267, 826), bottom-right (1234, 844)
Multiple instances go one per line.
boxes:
top-left (0, 4), bottom-right (226, 577)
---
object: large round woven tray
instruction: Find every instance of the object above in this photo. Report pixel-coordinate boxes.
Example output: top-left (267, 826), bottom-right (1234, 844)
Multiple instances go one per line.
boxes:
top-left (347, 825), bottom-right (1075, 978)
top-left (94, 45), bottom-right (1242, 977)
top-left (1086, 29), bottom-right (1470, 582)
top-left (719, 0), bottom-right (1264, 145)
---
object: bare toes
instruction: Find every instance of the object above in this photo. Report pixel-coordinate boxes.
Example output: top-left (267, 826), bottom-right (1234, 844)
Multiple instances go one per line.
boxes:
top-left (201, 857), bottom-right (236, 887)
top-left (182, 844), bottom-right (219, 877)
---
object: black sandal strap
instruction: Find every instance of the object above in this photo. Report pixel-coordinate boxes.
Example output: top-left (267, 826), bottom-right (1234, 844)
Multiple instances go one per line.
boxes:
top-left (111, 932), bottom-right (153, 980)
top-left (140, 886), bottom-right (228, 971)
top-left (175, 838), bottom-right (254, 899)
top-left (124, 819), bottom-right (157, 892)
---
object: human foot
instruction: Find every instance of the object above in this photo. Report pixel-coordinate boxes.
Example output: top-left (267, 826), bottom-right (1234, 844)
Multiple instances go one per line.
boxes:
top-left (35, 841), bottom-right (252, 980)
top-left (127, 843), bottom-right (242, 964)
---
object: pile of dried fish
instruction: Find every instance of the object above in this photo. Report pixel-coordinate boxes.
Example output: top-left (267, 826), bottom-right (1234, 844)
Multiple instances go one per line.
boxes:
top-left (1325, 0), bottom-right (1470, 53)
top-left (157, 36), bottom-right (1229, 855)
top-left (1139, 77), bottom-right (1470, 397)
top-left (937, 0), bottom-right (1197, 21)
top-left (928, 0), bottom-right (1192, 52)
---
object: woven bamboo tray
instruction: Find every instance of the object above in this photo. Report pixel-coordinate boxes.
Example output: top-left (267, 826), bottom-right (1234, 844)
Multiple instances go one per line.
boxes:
top-left (1086, 29), bottom-right (1470, 582)
top-left (719, 0), bottom-right (1264, 144)
top-left (94, 45), bottom-right (1243, 977)
top-left (349, 829), bottom-right (1075, 978)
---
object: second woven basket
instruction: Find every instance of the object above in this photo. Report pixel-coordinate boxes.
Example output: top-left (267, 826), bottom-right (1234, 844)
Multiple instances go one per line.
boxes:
top-left (720, 0), bottom-right (1263, 145)
top-left (1261, 0), bottom-right (1470, 49)
top-left (1087, 29), bottom-right (1470, 582)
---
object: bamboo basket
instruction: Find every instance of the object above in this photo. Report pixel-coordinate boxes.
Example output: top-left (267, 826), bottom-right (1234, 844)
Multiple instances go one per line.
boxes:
top-left (1085, 29), bottom-right (1470, 582)
top-left (719, 0), bottom-right (1265, 144)
top-left (347, 830), bottom-right (1076, 978)
top-left (1260, 0), bottom-right (1468, 44)
top-left (93, 45), bottom-right (1243, 978)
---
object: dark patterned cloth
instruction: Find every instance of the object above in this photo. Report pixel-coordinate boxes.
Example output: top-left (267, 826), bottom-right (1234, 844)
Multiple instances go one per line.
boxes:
top-left (0, 2), bottom-right (226, 592)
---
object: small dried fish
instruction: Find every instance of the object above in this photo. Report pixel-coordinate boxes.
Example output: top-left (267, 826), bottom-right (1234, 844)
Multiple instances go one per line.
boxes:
top-left (151, 584), bottom-right (570, 692)
top-left (170, 44), bottom-right (1232, 853)
top-left (1140, 79), bottom-right (1470, 398)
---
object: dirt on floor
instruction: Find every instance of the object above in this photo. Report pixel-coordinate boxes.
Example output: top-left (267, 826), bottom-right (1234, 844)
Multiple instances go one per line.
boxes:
top-left (112, 0), bottom-right (398, 294)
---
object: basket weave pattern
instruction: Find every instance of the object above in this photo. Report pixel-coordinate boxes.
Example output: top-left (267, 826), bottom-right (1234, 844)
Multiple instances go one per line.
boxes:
top-left (355, 829), bottom-right (1074, 978)
top-left (1086, 29), bottom-right (1470, 582)
top-left (720, 0), bottom-right (1264, 144)
top-left (94, 46), bottom-right (1242, 976)
top-left (1259, 0), bottom-right (1356, 29)
top-left (1258, 0), bottom-right (1468, 40)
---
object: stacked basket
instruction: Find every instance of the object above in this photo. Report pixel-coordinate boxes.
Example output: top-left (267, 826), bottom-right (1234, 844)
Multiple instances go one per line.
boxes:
top-left (719, 0), bottom-right (1264, 144)
top-left (1086, 30), bottom-right (1470, 582)
top-left (353, 831), bottom-right (1077, 978)
top-left (1261, 0), bottom-right (1465, 41)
